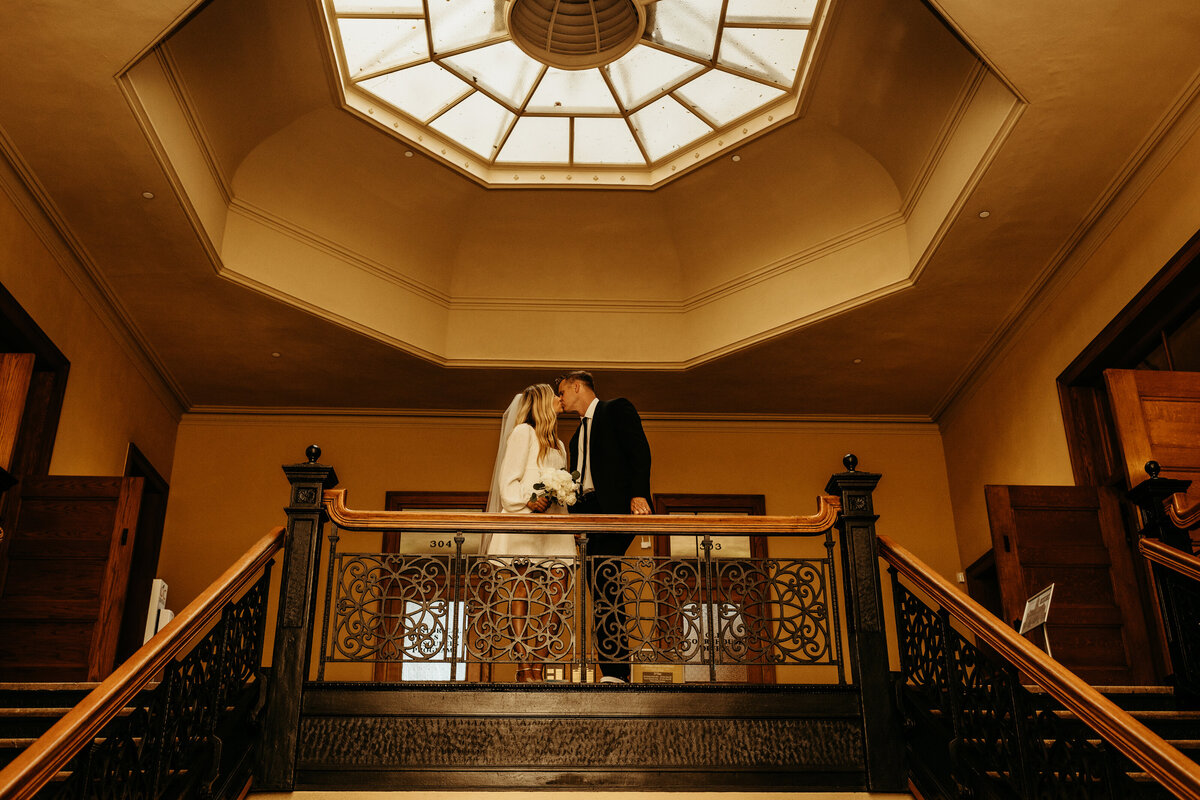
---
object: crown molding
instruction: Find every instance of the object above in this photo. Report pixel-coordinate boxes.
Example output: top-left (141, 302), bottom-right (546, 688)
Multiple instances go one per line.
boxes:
top-left (933, 67), bottom-right (1200, 423)
top-left (0, 122), bottom-right (188, 419)
top-left (183, 405), bottom-right (937, 433)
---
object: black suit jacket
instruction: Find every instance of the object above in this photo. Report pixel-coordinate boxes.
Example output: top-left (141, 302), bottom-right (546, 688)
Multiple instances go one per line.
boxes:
top-left (568, 397), bottom-right (652, 514)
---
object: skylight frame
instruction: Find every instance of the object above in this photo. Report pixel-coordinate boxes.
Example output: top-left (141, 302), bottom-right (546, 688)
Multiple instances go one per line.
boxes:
top-left (321, 0), bottom-right (831, 188)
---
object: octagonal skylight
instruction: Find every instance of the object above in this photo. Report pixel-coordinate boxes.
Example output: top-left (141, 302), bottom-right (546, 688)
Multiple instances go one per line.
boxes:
top-left (323, 0), bottom-right (828, 187)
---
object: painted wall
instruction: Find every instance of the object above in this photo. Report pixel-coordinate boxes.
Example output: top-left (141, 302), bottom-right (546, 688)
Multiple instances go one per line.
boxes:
top-left (0, 167), bottom-right (180, 480)
top-left (161, 412), bottom-right (960, 670)
top-left (940, 120), bottom-right (1200, 566)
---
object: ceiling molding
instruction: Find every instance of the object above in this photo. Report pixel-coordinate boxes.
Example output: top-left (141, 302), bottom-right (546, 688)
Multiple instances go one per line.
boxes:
top-left (226, 198), bottom-right (452, 307)
top-left (917, 0), bottom-right (1029, 106)
top-left (157, 45), bottom-right (233, 206)
top-left (932, 68), bottom-right (1200, 423)
top-left (0, 123), bottom-right (188, 419)
top-left (899, 60), bottom-right (989, 218)
top-left (182, 406), bottom-right (938, 432)
top-left (902, 74), bottom-right (1026, 289)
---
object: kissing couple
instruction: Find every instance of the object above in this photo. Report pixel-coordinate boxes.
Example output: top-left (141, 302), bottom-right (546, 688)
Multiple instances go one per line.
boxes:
top-left (484, 370), bottom-right (652, 683)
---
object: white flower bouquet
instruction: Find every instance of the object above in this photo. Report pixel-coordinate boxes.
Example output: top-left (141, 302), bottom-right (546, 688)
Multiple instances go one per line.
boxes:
top-left (531, 467), bottom-right (582, 507)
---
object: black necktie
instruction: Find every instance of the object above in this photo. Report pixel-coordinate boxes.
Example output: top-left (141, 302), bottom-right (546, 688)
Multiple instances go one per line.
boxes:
top-left (579, 417), bottom-right (589, 485)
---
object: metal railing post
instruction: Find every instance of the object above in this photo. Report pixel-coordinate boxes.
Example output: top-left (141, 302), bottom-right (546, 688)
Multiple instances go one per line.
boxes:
top-left (256, 445), bottom-right (339, 790)
top-left (826, 454), bottom-right (904, 792)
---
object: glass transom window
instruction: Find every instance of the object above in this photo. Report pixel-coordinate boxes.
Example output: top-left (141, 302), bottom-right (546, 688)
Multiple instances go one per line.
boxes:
top-left (323, 0), bottom-right (828, 188)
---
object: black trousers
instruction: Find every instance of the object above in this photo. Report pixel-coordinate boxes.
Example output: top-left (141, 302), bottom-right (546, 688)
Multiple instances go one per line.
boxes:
top-left (572, 493), bottom-right (635, 680)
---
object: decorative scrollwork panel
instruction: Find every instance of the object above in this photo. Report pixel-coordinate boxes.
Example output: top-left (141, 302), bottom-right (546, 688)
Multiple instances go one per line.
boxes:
top-left (711, 558), bottom-right (836, 666)
top-left (464, 556), bottom-right (577, 664)
top-left (48, 570), bottom-right (272, 800)
top-left (327, 553), bottom-right (455, 663)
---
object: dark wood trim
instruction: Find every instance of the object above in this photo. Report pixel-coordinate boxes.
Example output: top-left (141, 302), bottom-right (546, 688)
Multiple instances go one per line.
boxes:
top-left (1058, 227), bottom-right (1200, 389)
top-left (116, 444), bottom-right (170, 663)
top-left (652, 493), bottom-right (766, 516)
top-left (0, 281), bottom-right (71, 597)
top-left (0, 279), bottom-right (70, 477)
top-left (384, 491), bottom-right (488, 512)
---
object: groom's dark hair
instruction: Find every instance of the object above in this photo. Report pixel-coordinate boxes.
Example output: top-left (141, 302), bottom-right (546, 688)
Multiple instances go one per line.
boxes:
top-left (558, 370), bottom-right (595, 392)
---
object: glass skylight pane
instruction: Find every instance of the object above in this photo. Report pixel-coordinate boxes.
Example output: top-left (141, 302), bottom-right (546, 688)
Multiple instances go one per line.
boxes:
top-left (360, 62), bottom-right (471, 123)
top-left (630, 96), bottom-right (711, 162)
top-left (646, 0), bottom-right (722, 59)
top-left (442, 42), bottom-right (542, 109)
top-left (725, 0), bottom-right (817, 25)
top-left (606, 45), bottom-right (705, 110)
top-left (573, 118), bottom-right (644, 165)
top-left (718, 28), bottom-right (808, 86)
top-left (338, 18), bottom-right (429, 77)
top-left (526, 68), bottom-right (619, 114)
top-left (497, 117), bottom-right (569, 163)
top-left (333, 0), bottom-right (423, 14)
top-left (429, 91), bottom-right (515, 159)
top-left (428, 0), bottom-right (506, 54)
top-left (674, 70), bottom-right (786, 126)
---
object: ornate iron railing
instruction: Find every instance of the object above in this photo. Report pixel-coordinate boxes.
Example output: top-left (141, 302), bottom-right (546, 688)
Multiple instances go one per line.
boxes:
top-left (258, 449), bottom-right (905, 792)
top-left (314, 531), bottom-right (844, 683)
top-left (0, 529), bottom-right (282, 800)
top-left (881, 534), bottom-right (1200, 800)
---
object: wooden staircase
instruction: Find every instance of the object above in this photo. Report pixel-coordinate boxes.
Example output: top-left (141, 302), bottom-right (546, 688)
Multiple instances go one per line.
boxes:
top-left (1059, 686), bottom-right (1200, 793)
top-left (0, 683), bottom-right (96, 793)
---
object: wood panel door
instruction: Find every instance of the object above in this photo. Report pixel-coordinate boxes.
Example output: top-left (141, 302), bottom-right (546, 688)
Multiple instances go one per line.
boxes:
top-left (1105, 368), bottom-right (1200, 536)
top-left (0, 476), bottom-right (143, 680)
top-left (985, 485), bottom-right (1155, 685)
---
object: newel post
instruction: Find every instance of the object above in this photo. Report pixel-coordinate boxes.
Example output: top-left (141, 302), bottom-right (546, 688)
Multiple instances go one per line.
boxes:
top-left (826, 454), bottom-right (904, 792)
top-left (256, 445), bottom-right (339, 790)
top-left (1127, 460), bottom-right (1193, 551)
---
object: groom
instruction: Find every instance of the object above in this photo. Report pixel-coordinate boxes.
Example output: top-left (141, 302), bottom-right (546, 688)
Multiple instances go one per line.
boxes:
top-left (557, 371), bottom-right (652, 683)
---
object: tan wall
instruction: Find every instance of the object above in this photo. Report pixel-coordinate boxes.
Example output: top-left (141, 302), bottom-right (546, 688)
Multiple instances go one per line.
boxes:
top-left (161, 413), bottom-right (960, 652)
top-left (940, 121), bottom-right (1200, 566)
top-left (0, 169), bottom-right (180, 480)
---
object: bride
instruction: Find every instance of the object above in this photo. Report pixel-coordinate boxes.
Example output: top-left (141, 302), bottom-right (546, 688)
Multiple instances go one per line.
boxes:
top-left (484, 383), bottom-right (577, 682)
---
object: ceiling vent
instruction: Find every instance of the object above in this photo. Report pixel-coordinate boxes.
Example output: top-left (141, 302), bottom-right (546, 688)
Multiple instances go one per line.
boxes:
top-left (506, 0), bottom-right (651, 69)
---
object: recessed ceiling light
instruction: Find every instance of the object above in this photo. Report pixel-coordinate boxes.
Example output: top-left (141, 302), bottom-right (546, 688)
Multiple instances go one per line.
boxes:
top-left (141, 191), bottom-right (155, 199)
top-left (404, 151), bottom-right (414, 158)
top-left (852, 358), bottom-right (863, 364)
top-left (731, 155), bottom-right (742, 162)
top-left (978, 210), bottom-right (991, 218)
top-left (271, 352), bottom-right (281, 358)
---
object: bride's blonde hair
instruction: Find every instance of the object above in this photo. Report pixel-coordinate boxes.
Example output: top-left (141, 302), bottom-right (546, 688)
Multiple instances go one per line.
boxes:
top-left (516, 383), bottom-right (561, 464)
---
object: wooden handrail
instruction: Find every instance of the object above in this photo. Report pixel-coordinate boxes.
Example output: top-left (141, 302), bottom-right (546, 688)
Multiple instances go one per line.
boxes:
top-left (0, 527), bottom-right (285, 800)
top-left (878, 534), bottom-right (1200, 800)
top-left (1167, 497), bottom-right (1200, 531)
top-left (1141, 537), bottom-right (1200, 583)
top-left (323, 488), bottom-right (841, 534)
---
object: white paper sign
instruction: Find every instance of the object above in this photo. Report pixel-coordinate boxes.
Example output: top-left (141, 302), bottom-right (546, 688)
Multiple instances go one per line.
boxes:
top-left (1018, 583), bottom-right (1055, 635)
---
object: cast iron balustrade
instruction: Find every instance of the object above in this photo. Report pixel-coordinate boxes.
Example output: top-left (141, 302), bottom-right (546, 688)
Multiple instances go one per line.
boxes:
top-left (881, 534), bottom-right (1200, 800)
top-left (0, 529), bottom-right (282, 800)
top-left (315, 521), bottom-right (846, 684)
top-left (256, 449), bottom-right (905, 792)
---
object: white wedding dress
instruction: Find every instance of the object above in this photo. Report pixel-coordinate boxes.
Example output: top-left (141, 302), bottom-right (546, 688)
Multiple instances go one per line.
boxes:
top-left (488, 423), bottom-right (577, 557)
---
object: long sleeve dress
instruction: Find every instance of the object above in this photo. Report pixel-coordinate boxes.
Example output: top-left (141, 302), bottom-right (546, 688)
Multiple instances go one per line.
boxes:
top-left (488, 423), bottom-right (577, 557)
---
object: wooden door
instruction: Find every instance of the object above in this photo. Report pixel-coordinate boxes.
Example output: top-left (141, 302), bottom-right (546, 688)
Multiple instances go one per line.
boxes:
top-left (0, 476), bottom-right (144, 680)
top-left (985, 484), bottom-right (1155, 685)
top-left (1105, 368), bottom-right (1200, 543)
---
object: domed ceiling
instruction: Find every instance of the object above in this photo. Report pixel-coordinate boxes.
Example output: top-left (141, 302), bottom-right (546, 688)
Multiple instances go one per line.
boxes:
top-left (1, 0), bottom-right (1197, 415)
